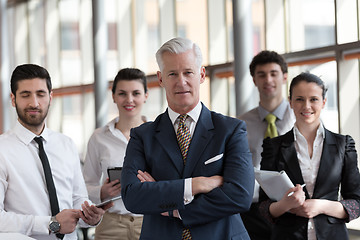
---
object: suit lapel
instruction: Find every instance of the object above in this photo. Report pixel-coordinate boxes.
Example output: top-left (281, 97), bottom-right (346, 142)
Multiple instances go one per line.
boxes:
top-left (313, 129), bottom-right (337, 198)
top-left (183, 105), bottom-right (214, 178)
top-left (155, 111), bottom-right (184, 175)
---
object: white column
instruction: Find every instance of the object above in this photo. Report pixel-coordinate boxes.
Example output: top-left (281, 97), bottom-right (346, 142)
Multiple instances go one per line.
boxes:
top-left (232, 0), bottom-right (256, 116)
top-left (92, 0), bottom-right (108, 128)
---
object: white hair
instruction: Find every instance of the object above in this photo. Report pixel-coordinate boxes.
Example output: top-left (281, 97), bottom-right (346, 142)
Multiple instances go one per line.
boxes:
top-left (155, 37), bottom-right (203, 71)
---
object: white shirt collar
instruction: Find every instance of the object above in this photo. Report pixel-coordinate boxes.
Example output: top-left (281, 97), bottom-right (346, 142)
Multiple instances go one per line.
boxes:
top-left (258, 99), bottom-right (289, 121)
top-left (13, 120), bottom-right (49, 145)
top-left (293, 121), bottom-right (325, 142)
top-left (105, 117), bottom-right (128, 143)
top-left (167, 101), bottom-right (202, 125)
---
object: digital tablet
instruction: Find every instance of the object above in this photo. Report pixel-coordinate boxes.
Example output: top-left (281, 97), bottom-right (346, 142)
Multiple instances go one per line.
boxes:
top-left (107, 167), bottom-right (122, 185)
top-left (95, 195), bottom-right (122, 208)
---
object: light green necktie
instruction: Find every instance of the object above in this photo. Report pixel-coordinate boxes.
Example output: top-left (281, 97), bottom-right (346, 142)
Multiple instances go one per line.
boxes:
top-left (264, 113), bottom-right (278, 138)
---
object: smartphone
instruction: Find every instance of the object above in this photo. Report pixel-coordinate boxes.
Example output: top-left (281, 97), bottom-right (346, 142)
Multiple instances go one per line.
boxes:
top-left (95, 195), bottom-right (122, 208)
top-left (107, 167), bottom-right (122, 185)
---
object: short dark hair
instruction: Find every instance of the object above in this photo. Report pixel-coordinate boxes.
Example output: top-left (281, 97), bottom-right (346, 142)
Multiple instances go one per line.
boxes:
top-left (289, 72), bottom-right (328, 100)
top-left (249, 50), bottom-right (288, 77)
top-left (11, 64), bottom-right (52, 95)
top-left (112, 68), bottom-right (147, 94)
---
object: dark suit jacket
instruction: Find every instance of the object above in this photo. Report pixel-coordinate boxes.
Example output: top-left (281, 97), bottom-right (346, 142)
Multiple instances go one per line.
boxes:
top-left (121, 104), bottom-right (254, 240)
top-left (259, 128), bottom-right (360, 240)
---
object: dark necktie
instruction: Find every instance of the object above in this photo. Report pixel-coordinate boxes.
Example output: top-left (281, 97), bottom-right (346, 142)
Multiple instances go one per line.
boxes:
top-left (34, 137), bottom-right (64, 239)
top-left (176, 115), bottom-right (192, 240)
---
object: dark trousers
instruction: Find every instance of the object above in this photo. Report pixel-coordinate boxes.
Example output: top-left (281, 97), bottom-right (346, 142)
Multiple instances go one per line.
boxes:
top-left (241, 203), bottom-right (273, 240)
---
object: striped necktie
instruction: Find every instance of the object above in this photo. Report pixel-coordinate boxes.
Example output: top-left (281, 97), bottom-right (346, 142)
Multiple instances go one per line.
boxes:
top-left (176, 114), bottom-right (192, 240)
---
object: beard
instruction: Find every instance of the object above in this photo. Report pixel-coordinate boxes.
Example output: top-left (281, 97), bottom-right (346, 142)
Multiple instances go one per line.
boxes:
top-left (15, 103), bottom-right (50, 129)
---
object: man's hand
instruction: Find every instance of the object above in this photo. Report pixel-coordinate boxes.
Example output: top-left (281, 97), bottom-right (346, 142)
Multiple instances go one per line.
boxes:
top-left (192, 175), bottom-right (224, 195)
top-left (137, 170), bottom-right (156, 182)
top-left (161, 210), bottom-right (180, 218)
top-left (100, 177), bottom-right (121, 200)
top-left (79, 201), bottom-right (113, 226)
top-left (56, 209), bottom-right (80, 234)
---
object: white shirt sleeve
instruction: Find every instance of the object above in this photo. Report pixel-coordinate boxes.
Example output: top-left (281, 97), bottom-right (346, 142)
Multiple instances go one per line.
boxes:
top-left (82, 135), bottom-right (103, 204)
top-left (184, 178), bottom-right (194, 204)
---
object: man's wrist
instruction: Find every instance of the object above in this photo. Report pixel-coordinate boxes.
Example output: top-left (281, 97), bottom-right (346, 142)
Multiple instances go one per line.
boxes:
top-left (48, 216), bottom-right (61, 234)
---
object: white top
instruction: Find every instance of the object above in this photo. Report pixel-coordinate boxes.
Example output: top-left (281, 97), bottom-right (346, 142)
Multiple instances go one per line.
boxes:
top-left (240, 100), bottom-right (295, 201)
top-left (167, 102), bottom-right (202, 205)
top-left (0, 121), bottom-right (92, 240)
top-left (294, 123), bottom-right (324, 240)
top-left (83, 117), bottom-right (140, 216)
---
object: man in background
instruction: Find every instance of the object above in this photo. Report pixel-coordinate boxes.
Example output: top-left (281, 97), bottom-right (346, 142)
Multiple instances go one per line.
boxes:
top-left (239, 51), bottom-right (295, 240)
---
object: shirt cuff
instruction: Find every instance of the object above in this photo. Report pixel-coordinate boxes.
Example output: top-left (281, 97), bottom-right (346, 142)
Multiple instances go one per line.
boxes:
top-left (33, 216), bottom-right (51, 235)
top-left (184, 178), bottom-right (194, 205)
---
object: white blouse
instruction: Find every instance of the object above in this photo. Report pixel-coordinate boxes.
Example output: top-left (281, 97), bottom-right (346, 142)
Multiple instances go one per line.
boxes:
top-left (293, 123), bottom-right (325, 240)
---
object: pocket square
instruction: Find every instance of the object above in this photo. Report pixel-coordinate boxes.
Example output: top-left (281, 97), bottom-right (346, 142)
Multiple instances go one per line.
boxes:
top-left (204, 153), bottom-right (224, 165)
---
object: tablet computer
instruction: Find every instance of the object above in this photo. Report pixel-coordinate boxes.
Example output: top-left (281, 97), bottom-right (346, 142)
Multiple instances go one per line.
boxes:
top-left (95, 195), bottom-right (122, 208)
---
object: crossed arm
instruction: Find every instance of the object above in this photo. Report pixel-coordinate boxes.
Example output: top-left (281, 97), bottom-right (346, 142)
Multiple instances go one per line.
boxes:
top-left (137, 170), bottom-right (223, 218)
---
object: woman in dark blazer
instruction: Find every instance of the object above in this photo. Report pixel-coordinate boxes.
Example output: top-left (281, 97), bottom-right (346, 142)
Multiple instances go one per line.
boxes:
top-left (259, 72), bottom-right (360, 240)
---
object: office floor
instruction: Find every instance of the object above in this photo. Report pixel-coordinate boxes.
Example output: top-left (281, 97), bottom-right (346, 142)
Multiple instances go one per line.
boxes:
top-left (79, 225), bottom-right (360, 239)
top-left (348, 218), bottom-right (360, 239)
top-left (350, 229), bottom-right (360, 240)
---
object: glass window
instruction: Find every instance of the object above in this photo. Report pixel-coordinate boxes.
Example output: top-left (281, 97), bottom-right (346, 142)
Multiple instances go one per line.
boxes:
top-left (105, 0), bottom-right (119, 80)
top-left (59, 0), bottom-right (81, 86)
top-left (28, 0), bottom-right (46, 65)
top-left (145, 0), bottom-right (159, 72)
top-left (176, 0), bottom-right (208, 65)
top-left (60, 93), bottom-right (95, 155)
top-left (60, 22), bottom-right (80, 50)
top-left (287, 0), bottom-right (335, 51)
top-left (252, 0), bottom-right (265, 53)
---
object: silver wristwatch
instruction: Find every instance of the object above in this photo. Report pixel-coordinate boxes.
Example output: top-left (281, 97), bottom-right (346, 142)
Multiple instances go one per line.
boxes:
top-left (49, 216), bottom-right (61, 233)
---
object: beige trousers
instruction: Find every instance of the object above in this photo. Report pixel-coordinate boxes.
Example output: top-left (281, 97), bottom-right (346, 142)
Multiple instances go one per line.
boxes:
top-left (94, 212), bottom-right (143, 240)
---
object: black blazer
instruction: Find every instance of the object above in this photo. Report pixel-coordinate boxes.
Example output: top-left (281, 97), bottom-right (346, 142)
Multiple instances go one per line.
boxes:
top-left (259, 128), bottom-right (360, 240)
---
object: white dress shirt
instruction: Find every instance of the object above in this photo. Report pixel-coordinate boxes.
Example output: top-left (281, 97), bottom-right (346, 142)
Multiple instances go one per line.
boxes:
top-left (294, 123), bottom-right (324, 240)
top-left (240, 99), bottom-right (295, 202)
top-left (0, 121), bottom-right (92, 240)
top-left (167, 101), bottom-right (202, 205)
top-left (83, 117), bottom-right (141, 216)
